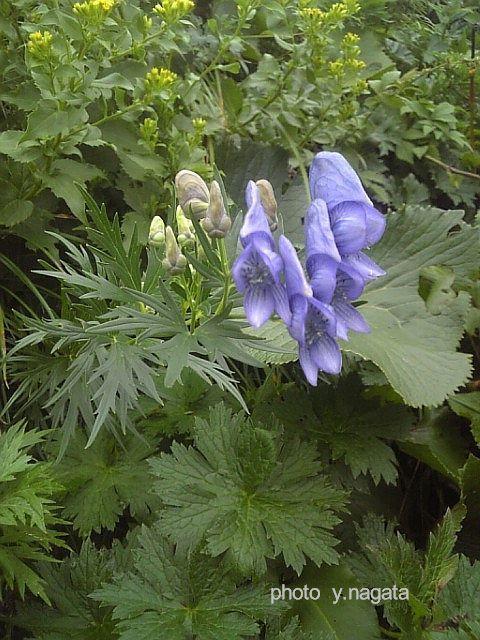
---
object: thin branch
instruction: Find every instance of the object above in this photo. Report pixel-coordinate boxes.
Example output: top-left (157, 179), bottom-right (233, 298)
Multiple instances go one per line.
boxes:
top-left (425, 155), bottom-right (480, 182)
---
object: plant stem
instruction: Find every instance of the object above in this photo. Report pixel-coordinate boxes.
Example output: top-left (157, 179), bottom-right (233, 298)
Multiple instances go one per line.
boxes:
top-left (280, 124), bottom-right (311, 202)
top-left (380, 626), bottom-right (402, 639)
top-left (425, 155), bottom-right (480, 182)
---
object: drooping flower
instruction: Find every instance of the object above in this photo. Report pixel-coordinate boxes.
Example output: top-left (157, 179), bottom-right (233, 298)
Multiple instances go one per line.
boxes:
top-left (255, 179), bottom-right (278, 232)
top-left (232, 182), bottom-right (290, 328)
top-left (309, 151), bottom-right (386, 281)
top-left (279, 235), bottom-right (341, 384)
top-left (162, 226), bottom-right (187, 275)
top-left (175, 170), bottom-right (210, 220)
top-left (202, 181), bottom-right (231, 238)
top-left (331, 263), bottom-right (370, 340)
top-left (305, 199), bottom-right (341, 303)
top-left (148, 215), bottom-right (166, 247)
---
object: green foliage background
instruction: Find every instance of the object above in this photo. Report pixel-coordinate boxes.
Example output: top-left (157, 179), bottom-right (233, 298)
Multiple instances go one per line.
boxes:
top-left (0, 0), bottom-right (479, 638)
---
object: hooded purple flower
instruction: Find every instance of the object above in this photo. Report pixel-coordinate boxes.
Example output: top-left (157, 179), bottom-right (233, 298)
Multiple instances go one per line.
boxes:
top-left (332, 263), bottom-right (371, 341)
top-left (305, 199), bottom-right (341, 303)
top-left (279, 235), bottom-right (341, 384)
top-left (232, 182), bottom-right (290, 328)
top-left (309, 152), bottom-right (386, 281)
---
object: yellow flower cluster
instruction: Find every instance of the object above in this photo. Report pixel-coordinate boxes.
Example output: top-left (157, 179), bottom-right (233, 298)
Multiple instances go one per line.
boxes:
top-left (140, 117), bottom-right (159, 150)
top-left (300, 0), bottom-right (359, 27)
top-left (153, 0), bottom-right (194, 23)
top-left (73, 0), bottom-right (117, 22)
top-left (27, 31), bottom-right (53, 57)
top-left (145, 67), bottom-right (178, 94)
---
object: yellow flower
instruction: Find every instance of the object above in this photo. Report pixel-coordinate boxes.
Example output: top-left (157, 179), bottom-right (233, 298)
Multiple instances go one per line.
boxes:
top-left (145, 67), bottom-right (178, 94)
top-left (73, 0), bottom-right (117, 23)
top-left (153, 0), bottom-right (194, 23)
top-left (27, 31), bottom-right (53, 57)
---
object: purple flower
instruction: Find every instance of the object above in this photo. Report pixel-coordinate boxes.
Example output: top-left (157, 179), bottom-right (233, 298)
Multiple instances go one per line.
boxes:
top-left (305, 199), bottom-right (341, 303)
top-left (279, 235), bottom-right (341, 384)
top-left (232, 182), bottom-right (290, 328)
top-left (332, 263), bottom-right (371, 341)
top-left (309, 152), bottom-right (386, 281)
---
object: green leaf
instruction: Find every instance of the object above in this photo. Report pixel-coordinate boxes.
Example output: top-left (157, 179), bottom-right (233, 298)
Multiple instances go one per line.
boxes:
top-left (44, 160), bottom-right (102, 218)
top-left (93, 523), bottom-right (275, 640)
top-left (277, 177), bottom-right (308, 248)
top-left (0, 199), bottom-right (34, 227)
top-left (434, 555), bottom-right (480, 638)
top-left (253, 377), bottom-right (413, 485)
top-left (398, 408), bottom-right (468, 482)
top-left (22, 102), bottom-right (88, 140)
top-left (342, 206), bottom-right (477, 407)
top-left (291, 563), bottom-right (380, 640)
top-left (150, 404), bottom-right (347, 576)
top-left (16, 540), bottom-right (124, 639)
top-left (448, 392), bottom-right (480, 446)
top-left (0, 424), bottom-right (64, 602)
top-left (53, 430), bottom-right (158, 536)
top-left (215, 139), bottom-right (289, 207)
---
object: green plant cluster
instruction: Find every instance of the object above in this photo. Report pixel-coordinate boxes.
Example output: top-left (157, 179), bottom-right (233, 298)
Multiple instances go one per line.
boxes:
top-left (0, 0), bottom-right (480, 639)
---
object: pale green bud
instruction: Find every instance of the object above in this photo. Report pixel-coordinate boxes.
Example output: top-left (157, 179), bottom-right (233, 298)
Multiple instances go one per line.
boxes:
top-left (162, 225), bottom-right (187, 274)
top-left (256, 179), bottom-right (278, 232)
top-left (202, 180), bottom-right (231, 239)
top-left (176, 205), bottom-right (195, 247)
top-left (148, 215), bottom-right (166, 246)
top-left (175, 169), bottom-right (210, 220)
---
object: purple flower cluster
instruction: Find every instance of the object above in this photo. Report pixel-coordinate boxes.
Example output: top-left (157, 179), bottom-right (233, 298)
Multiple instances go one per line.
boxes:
top-left (232, 152), bottom-right (386, 385)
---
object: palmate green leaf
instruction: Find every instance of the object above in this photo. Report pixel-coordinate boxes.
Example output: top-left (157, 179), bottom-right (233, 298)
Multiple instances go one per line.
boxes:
top-left (342, 206), bottom-right (477, 407)
top-left (53, 430), bottom-right (159, 536)
top-left (266, 617), bottom-right (320, 640)
top-left (291, 564), bottom-right (380, 640)
top-left (0, 424), bottom-right (64, 602)
top-left (93, 523), bottom-right (276, 640)
top-left (150, 404), bottom-right (347, 576)
top-left (350, 506), bottom-right (465, 637)
top-left (16, 540), bottom-right (124, 640)
top-left (253, 206), bottom-right (476, 408)
top-left (434, 555), bottom-right (480, 638)
top-left (252, 376), bottom-right (412, 485)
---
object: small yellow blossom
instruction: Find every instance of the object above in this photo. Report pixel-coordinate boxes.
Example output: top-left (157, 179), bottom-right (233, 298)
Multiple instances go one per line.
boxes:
top-left (153, 0), bottom-right (194, 23)
top-left (27, 31), bottom-right (53, 57)
top-left (145, 67), bottom-right (178, 94)
top-left (140, 117), bottom-right (159, 150)
top-left (73, 0), bottom-right (117, 23)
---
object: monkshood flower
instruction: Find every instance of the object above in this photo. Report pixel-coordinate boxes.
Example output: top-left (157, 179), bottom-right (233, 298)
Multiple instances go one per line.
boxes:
top-left (309, 151), bottom-right (386, 281)
top-left (305, 199), bottom-right (341, 303)
top-left (279, 235), bottom-right (341, 384)
top-left (232, 182), bottom-right (290, 328)
top-left (331, 263), bottom-right (371, 341)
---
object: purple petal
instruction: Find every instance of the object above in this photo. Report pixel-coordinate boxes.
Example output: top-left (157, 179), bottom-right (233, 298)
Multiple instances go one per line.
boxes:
top-left (309, 297), bottom-right (337, 338)
top-left (336, 262), bottom-right (365, 300)
top-left (364, 204), bottom-right (386, 246)
top-left (343, 252), bottom-right (386, 281)
top-left (240, 181), bottom-right (273, 248)
top-left (278, 235), bottom-right (312, 299)
top-left (272, 284), bottom-right (292, 325)
top-left (305, 199), bottom-right (341, 263)
top-left (289, 294), bottom-right (308, 343)
top-left (308, 254), bottom-right (339, 303)
top-left (329, 201), bottom-right (367, 255)
top-left (309, 151), bottom-right (372, 210)
top-left (333, 299), bottom-right (371, 340)
top-left (299, 342), bottom-right (319, 386)
top-left (309, 334), bottom-right (342, 375)
top-left (231, 243), bottom-right (256, 292)
top-left (244, 286), bottom-right (275, 328)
